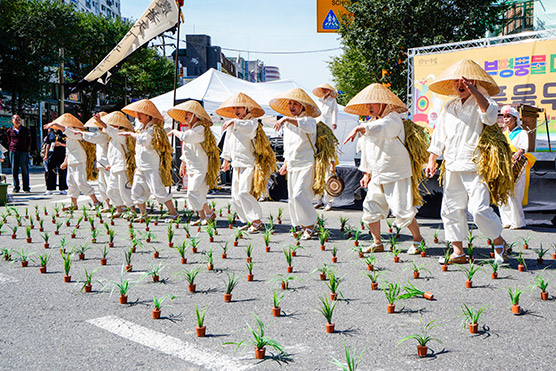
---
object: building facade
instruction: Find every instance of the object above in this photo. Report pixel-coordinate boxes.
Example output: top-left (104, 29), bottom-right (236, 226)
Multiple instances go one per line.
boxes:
top-left (61, 0), bottom-right (120, 18)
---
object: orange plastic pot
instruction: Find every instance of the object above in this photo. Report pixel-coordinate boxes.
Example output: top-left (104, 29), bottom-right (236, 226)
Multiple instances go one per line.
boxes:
top-left (417, 345), bottom-right (428, 358)
top-left (518, 264), bottom-right (525, 272)
top-left (84, 284), bottom-right (92, 293)
top-left (188, 284), bottom-right (196, 293)
top-left (465, 280), bottom-right (472, 288)
top-left (287, 266), bottom-right (293, 273)
top-left (224, 293), bottom-right (232, 302)
top-left (491, 272), bottom-right (498, 279)
top-left (441, 264), bottom-right (448, 272)
top-left (255, 347), bottom-right (266, 359)
top-left (541, 291), bottom-right (549, 300)
top-left (64, 275), bottom-right (71, 282)
top-left (424, 292), bottom-right (434, 301)
top-left (413, 271), bottom-right (420, 279)
top-left (120, 295), bottom-right (128, 304)
top-left (152, 308), bottom-right (161, 319)
top-left (511, 304), bottom-right (520, 314)
top-left (325, 322), bottom-right (335, 333)
top-left (371, 282), bottom-right (378, 290)
top-left (469, 322), bottom-right (478, 334)
top-left (320, 273), bottom-right (327, 281)
top-left (387, 303), bottom-right (395, 314)
top-left (272, 307), bottom-right (281, 317)
top-left (196, 326), bottom-right (206, 337)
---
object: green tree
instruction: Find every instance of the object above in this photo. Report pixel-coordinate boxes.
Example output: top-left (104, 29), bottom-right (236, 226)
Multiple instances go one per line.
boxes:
top-left (330, 0), bottom-right (508, 104)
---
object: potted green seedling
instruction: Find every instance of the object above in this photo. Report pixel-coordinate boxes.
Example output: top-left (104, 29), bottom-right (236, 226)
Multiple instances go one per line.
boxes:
top-left (397, 311), bottom-right (442, 358)
top-left (108, 229), bottom-right (116, 248)
top-left (25, 225), bottom-right (32, 243)
top-left (327, 271), bottom-right (342, 301)
top-left (466, 230), bottom-right (476, 262)
top-left (124, 249), bottom-right (133, 272)
top-left (99, 245), bottom-right (108, 265)
top-left (318, 227), bottom-right (330, 251)
top-left (174, 241), bottom-right (188, 264)
top-left (331, 245), bottom-right (338, 263)
top-left (364, 270), bottom-right (382, 290)
top-left (533, 272), bottom-right (549, 300)
top-left (220, 242), bottom-right (229, 259)
top-left (485, 260), bottom-right (502, 279)
top-left (246, 261), bottom-right (254, 281)
top-left (263, 228), bottom-right (272, 252)
top-left (79, 268), bottom-right (99, 293)
top-left (204, 248), bottom-right (214, 271)
top-left (272, 291), bottom-right (284, 317)
top-left (290, 243), bottom-right (304, 257)
top-left (245, 244), bottom-right (254, 262)
top-left (400, 282), bottom-right (434, 300)
top-left (460, 303), bottom-right (487, 334)
top-left (383, 281), bottom-right (401, 313)
top-left (91, 229), bottom-right (98, 244)
top-left (189, 237), bottom-right (201, 254)
top-left (152, 295), bottom-right (175, 319)
top-left (386, 218), bottom-right (394, 233)
top-left (405, 261), bottom-right (431, 280)
top-left (272, 274), bottom-right (298, 290)
top-left (181, 267), bottom-right (201, 292)
top-left (552, 242), bottom-right (556, 260)
top-left (167, 225), bottom-right (174, 248)
top-left (38, 253), bottom-right (50, 273)
top-left (195, 304), bottom-right (208, 337)
top-left (204, 224), bottom-right (216, 243)
top-left (224, 314), bottom-right (286, 360)
top-left (329, 341), bottom-right (365, 371)
top-left (352, 244), bottom-right (364, 259)
top-left (9, 225), bottom-right (17, 239)
top-left (441, 248), bottom-right (451, 272)
top-left (521, 235), bottom-right (530, 249)
top-left (76, 243), bottom-right (91, 261)
top-left (267, 217), bottom-right (274, 235)
top-left (53, 221), bottom-right (62, 236)
top-left (535, 244), bottom-right (548, 265)
top-left (517, 251), bottom-right (527, 272)
top-left (277, 207), bottom-right (284, 224)
top-left (88, 217), bottom-right (96, 232)
top-left (227, 213), bottom-right (235, 229)
top-left (391, 239), bottom-right (402, 263)
top-left (14, 248), bottom-right (33, 267)
top-left (339, 216), bottom-right (349, 233)
top-left (224, 272), bottom-right (239, 302)
top-left (311, 263), bottom-right (330, 281)
top-left (349, 229), bottom-right (361, 248)
top-left (41, 232), bottom-right (51, 249)
top-left (508, 286), bottom-right (523, 314)
top-left (144, 261), bottom-right (165, 282)
top-left (318, 296), bottom-right (337, 333)
top-left (283, 248), bottom-right (293, 273)
top-left (61, 250), bottom-right (73, 282)
top-left (433, 228), bottom-right (440, 244)
top-left (457, 263), bottom-right (482, 288)
top-left (70, 227), bottom-right (77, 239)
top-left (106, 265), bottom-right (139, 304)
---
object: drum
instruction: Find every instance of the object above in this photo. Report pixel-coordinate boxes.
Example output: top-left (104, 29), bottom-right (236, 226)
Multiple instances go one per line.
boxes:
top-left (325, 175), bottom-right (345, 197)
top-left (511, 154), bottom-right (527, 181)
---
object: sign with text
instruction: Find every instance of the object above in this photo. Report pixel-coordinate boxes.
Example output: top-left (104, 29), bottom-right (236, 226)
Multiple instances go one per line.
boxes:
top-left (413, 38), bottom-right (556, 151)
top-left (316, 0), bottom-right (349, 33)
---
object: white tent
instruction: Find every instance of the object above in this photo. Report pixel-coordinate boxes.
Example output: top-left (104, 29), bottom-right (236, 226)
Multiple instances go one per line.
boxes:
top-left (150, 68), bottom-right (359, 165)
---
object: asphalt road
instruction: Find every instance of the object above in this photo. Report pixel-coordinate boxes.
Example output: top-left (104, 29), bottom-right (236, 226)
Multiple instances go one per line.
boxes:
top-left (0, 174), bottom-right (555, 370)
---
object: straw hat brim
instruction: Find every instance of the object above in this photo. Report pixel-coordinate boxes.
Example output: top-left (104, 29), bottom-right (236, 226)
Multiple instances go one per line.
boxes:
top-left (313, 83), bottom-right (338, 98)
top-left (53, 113), bottom-right (85, 129)
top-left (168, 100), bottom-right (213, 127)
top-left (215, 92), bottom-right (265, 118)
top-left (84, 112), bottom-right (107, 128)
top-left (344, 83), bottom-right (407, 116)
top-left (428, 59), bottom-right (500, 96)
top-left (122, 99), bottom-right (164, 121)
top-left (103, 111), bottom-right (135, 131)
top-left (269, 88), bottom-right (321, 118)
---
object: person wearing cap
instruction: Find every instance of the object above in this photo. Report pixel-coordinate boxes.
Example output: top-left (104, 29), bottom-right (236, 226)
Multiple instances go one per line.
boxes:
top-left (167, 100), bottom-right (219, 226)
top-left (217, 92), bottom-right (265, 233)
top-left (343, 83), bottom-right (424, 253)
top-left (93, 111), bottom-right (136, 217)
top-left (425, 59), bottom-right (506, 264)
top-left (80, 113), bottom-right (112, 211)
top-left (313, 83), bottom-right (339, 211)
top-left (119, 99), bottom-right (178, 221)
top-left (270, 88), bottom-right (319, 240)
top-left (44, 113), bottom-right (101, 210)
top-left (499, 105), bottom-right (533, 229)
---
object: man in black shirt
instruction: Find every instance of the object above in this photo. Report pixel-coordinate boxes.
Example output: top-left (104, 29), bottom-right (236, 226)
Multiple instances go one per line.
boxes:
top-left (43, 128), bottom-right (68, 195)
top-left (6, 115), bottom-right (31, 193)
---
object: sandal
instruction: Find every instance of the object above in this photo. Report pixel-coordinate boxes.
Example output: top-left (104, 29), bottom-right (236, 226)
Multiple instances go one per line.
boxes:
top-left (365, 243), bottom-right (384, 253)
top-left (446, 253), bottom-right (467, 265)
top-left (165, 214), bottom-right (179, 222)
top-left (133, 214), bottom-right (148, 223)
top-left (494, 245), bottom-right (507, 264)
top-left (248, 222), bottom-right (263, 234)
top-left (301, 228), bottom-right (314, 240)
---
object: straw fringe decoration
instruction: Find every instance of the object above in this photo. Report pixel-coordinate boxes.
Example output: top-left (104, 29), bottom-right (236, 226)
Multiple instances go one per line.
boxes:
top-left (80, 140), bottom-right (98, 181)
top-left (312, 122), bottom-right (340, 195)
top-left (251, 122), bottom-right (277, 199)
top-left (152, 121), bottom-right (173, 187)
top-left (402, 119), bottom-right (430, 207)
top-left (125, 136), bottom-right (137, 183)
top-left (475, 124), bottom-right (514, 205)
top-left (200, 125), bottom-right (220, 189)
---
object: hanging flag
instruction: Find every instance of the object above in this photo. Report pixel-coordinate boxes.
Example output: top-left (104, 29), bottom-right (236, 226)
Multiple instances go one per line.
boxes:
top-left (83, 0), bottom-right (180, 85)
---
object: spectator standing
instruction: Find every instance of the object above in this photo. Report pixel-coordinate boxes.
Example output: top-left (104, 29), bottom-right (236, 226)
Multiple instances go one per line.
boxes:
top-left (6, 114), bottom-right (31, 193)
top-left (43, 128), bottom-right (68, 195)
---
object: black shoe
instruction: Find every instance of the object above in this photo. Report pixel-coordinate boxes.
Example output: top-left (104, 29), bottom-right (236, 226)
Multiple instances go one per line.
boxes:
top-left (13, 189), bottom-right (20, 193)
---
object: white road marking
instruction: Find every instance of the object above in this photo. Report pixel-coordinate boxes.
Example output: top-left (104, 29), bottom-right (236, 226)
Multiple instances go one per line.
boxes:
top-left (0, 273), bottom-right (17, 283)
top-left (87, 315), bottom-right (252, 371)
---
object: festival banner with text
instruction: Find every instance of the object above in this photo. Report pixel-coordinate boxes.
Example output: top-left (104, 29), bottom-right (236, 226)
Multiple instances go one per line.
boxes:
top-left (412, 38), bottom-right (556, 151)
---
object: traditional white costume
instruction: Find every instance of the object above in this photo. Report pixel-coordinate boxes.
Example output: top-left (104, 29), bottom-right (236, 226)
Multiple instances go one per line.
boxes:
top-left (65, 130), bottom-right (95, 199)
top-left (104, 125), bottom-right (134, 208)
top-left (315, 95), bottom-right (339, 208)
top-left (82, 131), bottom-right (110, 204)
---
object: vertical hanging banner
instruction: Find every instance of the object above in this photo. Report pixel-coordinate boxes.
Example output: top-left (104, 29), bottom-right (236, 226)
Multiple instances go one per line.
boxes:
top-left (83, 0), bottom-right (180, 84)
top-left (316, 0), bottom-right (350, 33)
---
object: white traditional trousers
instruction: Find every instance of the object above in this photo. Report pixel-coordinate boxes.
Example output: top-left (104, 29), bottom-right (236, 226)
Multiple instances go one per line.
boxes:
top-left (97, 167), bottom-right (110, 204)
top-left (186, 170), bottom-right (208, 211)
top-left (442, 170), bottom-right (503, 242)
top-left (288, 166), bottom-right (317, 227)
top-left (232, 166), bottom-right (262, 223)
top-left (499, 171), bottom-right (526, 229)
top-left (362, 177), bottom-right (416, 228)
top-left (131, 169), bottom-right (172, 205)
top-left (107, 170), bottom-right (133, 208)
top-left (67, 163), bottom-right (94, 199)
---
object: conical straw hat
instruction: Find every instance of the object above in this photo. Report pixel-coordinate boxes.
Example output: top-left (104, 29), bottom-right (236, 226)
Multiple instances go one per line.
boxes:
top-left (313, 83), bottom-right (338, 98)
top-left (429, 59), bottom-right (500, 96)
top-left (344, 83), bottom-right (407, 116)
top-left (52, 113), bottom-right (85, 129)
top-left (269, 88), bottom-right (321, 118)
top-left (168, 100), bottom-right (213, 127)
top-left (84, 112), bottom-right (107, 128)
top-left (215, 92), bottom-right (265, 118)
top-left (103, 111), bottom-right (135, 131)
top-left (122, 99), bottom-right (164, 121)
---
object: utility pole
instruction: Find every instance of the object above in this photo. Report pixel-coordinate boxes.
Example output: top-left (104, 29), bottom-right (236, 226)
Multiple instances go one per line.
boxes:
top-left (58, 0), bottom-right (65, 116)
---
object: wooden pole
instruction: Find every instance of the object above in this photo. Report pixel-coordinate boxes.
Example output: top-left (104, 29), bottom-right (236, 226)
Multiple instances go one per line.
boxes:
top-left (169, 7), bottom-right (182, 192)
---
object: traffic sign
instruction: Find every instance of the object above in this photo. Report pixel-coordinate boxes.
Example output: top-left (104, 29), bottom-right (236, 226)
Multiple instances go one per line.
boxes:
top-left (317, 0), bottom-right (350, 33)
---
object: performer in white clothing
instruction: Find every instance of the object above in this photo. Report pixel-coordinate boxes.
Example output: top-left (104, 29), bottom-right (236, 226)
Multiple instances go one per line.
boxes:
top-left (343, 83), bottom-right (424, 253)
top-left (216, 92), bottom-right (265, 233)
top-left (499, 105), bottom-right (531, 229)
top-left (167, 100), bottom-right (220, 226)
top-left (120, 99), bottom-right (178, 221)
top-left (93, 111), bottom-right (136, 217)
top-left (270, 88), bottom-right (319, 240)
top-left (44, 113), bottom-right (100, 210)
top-left (425, 59), bottom-right (506, 264)
top-left (83, 113), bottom-right (112, 211)
top-left (313, 83), bottom-right (339, 211)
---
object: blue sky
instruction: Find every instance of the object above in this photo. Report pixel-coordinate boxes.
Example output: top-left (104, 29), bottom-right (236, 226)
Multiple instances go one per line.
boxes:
top-left (121, 0), bottom-right (342, 91)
